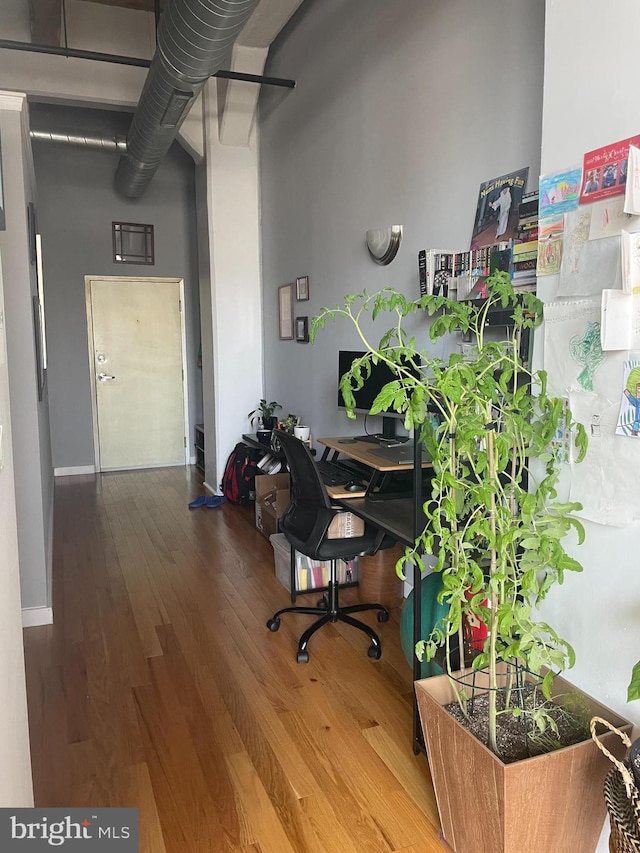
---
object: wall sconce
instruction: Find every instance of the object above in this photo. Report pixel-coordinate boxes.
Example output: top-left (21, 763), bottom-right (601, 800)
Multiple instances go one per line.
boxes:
top-left (366, 225), bottom-right (403, 265)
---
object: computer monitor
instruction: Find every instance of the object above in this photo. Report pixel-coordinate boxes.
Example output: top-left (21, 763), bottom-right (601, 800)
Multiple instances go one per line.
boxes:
top-left (337, 350), bottom-right (421, 440)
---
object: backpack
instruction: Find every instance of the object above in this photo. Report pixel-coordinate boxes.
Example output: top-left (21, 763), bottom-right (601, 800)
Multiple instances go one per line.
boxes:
top-left (221, 443), bottom-right (260, 505)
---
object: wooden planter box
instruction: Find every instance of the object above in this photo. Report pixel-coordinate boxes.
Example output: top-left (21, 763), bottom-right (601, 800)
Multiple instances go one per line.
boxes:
top-left (415, 670), bottom-right (633, 853)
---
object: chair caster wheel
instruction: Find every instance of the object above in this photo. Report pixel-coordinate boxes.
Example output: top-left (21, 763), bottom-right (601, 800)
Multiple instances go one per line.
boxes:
top-left (296, 650), bottom-right (309, 663)
top-left (367, 644), bottom-right (382, 660)
top-left (317, 596), bottom-right (328, 610)
top-left (267, 617), bottom-right (280, 632)
top-left (377, 609), bottom-right (390, 623)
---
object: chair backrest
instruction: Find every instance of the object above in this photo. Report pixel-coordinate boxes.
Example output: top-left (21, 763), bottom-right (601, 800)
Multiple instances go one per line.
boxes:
top-left (273, 429), bottom-right (333, 554)
top-left (274, 429), bottom-right (331, 511)
top-left (275, 429), bottom-right (391, 562)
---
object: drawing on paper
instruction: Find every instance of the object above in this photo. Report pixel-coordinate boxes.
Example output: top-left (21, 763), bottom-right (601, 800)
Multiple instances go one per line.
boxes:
top-left (569, 321), bottom-right (604, 391)
top-left (617, 362), bottom-right (640, 437)
top-left (562, 209), bottom-right (591, 277)
top-left (536, 216), bottom-right (563, 276)
top-left (539, 168), bottom-right (582, 218)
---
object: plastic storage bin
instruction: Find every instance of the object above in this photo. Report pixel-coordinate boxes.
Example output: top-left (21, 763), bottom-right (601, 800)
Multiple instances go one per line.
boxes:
top-left (269, 533), bottom-right (358, 593)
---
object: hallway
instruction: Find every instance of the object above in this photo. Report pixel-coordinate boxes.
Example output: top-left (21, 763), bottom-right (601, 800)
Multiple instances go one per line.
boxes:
top-left (23, 466), bottom-right (441, 852)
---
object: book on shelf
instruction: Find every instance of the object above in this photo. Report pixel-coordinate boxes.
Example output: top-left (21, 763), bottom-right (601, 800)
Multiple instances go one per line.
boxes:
top-left (418, 249), bottom-right (458, 296)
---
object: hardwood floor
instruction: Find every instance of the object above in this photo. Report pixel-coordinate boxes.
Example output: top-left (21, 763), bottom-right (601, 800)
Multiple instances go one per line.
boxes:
top-left (23, 466), bottom-right (443, 852)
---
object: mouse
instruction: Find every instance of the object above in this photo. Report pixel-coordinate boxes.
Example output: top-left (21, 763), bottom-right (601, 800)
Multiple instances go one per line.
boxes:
top-left (344, 481), bottom-right (364, 492)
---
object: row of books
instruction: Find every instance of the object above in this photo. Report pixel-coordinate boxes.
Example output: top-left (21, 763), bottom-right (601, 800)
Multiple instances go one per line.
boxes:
top-left (516, 190), bottom-right (539, 243)
top-left (418, 239), bottom-right (538, 300)
top-left (511, 239), bottom-right (538, 290)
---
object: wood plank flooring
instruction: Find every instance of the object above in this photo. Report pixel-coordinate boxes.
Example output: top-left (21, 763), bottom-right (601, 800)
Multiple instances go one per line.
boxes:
top-left (23, 466), bottom-right (443, 852)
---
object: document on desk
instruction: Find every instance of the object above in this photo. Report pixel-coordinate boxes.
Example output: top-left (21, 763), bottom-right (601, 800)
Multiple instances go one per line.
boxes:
top-left (369, 443), bottom-right (417, 465)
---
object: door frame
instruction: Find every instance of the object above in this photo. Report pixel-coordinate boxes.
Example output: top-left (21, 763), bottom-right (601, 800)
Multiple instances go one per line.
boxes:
top-left (84, 275), bottom-right (190, 473)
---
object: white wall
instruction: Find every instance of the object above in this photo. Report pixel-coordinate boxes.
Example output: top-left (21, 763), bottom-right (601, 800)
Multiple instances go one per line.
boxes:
top-left (538, 0), bottom-right (640, 729)
top-left (259, 0), bottom-right (545, 438)
top-left (202, 79), bottom-right (263, 491)
top-left (0, 93), bottom-right (53, 614)
top-left (0, 247), bottom-right (34, 806)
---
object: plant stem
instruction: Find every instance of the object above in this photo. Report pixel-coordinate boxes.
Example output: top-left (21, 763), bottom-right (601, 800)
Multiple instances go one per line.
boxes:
top-left (486, 426), bottom-right (499, 755)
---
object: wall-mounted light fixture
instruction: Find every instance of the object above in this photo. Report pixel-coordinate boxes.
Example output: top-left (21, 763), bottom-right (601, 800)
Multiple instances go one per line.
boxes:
top-left (366, 225), bottom-right (403, 265)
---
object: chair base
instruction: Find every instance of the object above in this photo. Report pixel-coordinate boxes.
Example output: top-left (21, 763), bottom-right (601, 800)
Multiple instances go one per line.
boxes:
top-left (267, 574), bottom-right (389, 662)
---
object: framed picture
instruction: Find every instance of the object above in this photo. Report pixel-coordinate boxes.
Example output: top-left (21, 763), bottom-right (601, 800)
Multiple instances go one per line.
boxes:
top-left (296, 275), bottom-right (310, 301)
top-left (278, 283), bottom-right (294, 340)
top-left (295, 316), bottom-right (309, 343)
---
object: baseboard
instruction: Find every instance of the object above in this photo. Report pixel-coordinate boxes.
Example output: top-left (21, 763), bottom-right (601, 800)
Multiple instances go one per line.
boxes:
top-left (22, 606), bottom-right (54, 628)
top-left (54, 465), bottom-right (95, 477)
top-left (189, 454), bottom-right (196, 465)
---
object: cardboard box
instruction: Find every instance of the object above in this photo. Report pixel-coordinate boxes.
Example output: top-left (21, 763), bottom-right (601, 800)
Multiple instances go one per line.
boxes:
top-left (255, 473), bottom-right (290, 539)
top-left (327, 510), bottom-right (365, 539)
top-left (269, 533), bottom-right (358, 593)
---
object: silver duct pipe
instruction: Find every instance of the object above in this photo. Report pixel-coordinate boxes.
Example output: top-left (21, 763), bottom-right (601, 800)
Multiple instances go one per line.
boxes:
top-left (115, 0), bottom-right (259, 198)
top-left (30, 129), bottom-right (128, 153)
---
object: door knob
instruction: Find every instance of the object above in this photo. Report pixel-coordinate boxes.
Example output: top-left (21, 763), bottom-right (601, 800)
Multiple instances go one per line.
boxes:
top-left (98, 372), bottom-right (116, 382)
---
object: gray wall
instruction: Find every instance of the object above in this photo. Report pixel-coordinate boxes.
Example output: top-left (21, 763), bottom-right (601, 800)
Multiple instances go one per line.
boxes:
top-left (259, 0), bottom-right (545, 438)
top-left (31, 104), bottom-right (201, 471)
top-left (0, 99), bottom-right (54, 611)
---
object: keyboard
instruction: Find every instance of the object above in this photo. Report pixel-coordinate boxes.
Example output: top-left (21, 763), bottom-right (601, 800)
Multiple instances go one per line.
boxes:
top-left (315, 459), bottom-right (355, 486)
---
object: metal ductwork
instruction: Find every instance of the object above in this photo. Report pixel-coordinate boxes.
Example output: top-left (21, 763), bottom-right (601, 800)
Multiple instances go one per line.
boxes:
top-left (115, 0), bottom-right (259, 198)
top-left (30, 129), bottom-right (128, 153)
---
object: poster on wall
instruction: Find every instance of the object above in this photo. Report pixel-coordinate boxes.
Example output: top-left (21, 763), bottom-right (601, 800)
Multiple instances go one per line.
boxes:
top-left (579, 133), bottom-right (640, 205)
top-left (470, 167), bottom-right (529, 249)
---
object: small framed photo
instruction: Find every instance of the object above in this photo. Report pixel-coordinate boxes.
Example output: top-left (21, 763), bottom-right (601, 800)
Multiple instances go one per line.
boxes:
top-left (295, 316), bottom-right (309, 343)
top-left (278, 283), bottom-right (294, 340)
top-left (296, 275), bottom-right (310, 301)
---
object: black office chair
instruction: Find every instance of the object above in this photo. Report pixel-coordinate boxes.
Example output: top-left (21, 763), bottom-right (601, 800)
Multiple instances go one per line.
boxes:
top-left (266, 429), bottom-right (396, 663)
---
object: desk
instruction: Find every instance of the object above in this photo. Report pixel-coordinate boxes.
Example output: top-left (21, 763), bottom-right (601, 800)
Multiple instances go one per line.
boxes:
top-left (318, 435), bottom-right (431, 754)
top-left (317, 436), bottom-right (430, 544)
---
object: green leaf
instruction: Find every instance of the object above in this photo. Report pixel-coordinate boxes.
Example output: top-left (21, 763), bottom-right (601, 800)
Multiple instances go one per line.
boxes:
top-left (628, 661), bottom-right (640, 701)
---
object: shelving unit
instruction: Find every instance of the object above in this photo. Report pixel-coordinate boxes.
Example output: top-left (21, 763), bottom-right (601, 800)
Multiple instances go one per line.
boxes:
top-left (195, 424), bottom-right (205, 472)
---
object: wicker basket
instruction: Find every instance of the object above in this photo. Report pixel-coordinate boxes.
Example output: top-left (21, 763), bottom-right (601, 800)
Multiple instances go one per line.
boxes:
top-left (592, 716), bottom-right (640, 853)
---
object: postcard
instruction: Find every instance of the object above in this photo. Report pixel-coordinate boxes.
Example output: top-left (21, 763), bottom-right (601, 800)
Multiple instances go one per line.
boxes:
top-left (579, 133), bottom-right (640, 205)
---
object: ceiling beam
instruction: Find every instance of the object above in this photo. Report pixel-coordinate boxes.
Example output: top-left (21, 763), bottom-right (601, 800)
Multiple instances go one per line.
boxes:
top-left (28, 0), bottom-right (62, 47)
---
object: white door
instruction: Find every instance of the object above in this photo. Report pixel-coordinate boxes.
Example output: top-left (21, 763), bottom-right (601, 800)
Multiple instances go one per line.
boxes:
top-left (86, 276), bottom-right (188, 471)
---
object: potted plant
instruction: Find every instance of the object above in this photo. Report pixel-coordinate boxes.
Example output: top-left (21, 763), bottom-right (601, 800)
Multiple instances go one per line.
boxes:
top-left (312, 272), bottom-right (632, 853)
top-left (247, 399), bottom-right (282, 431)
top-left (280, 413), bottom-right (301, 433)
